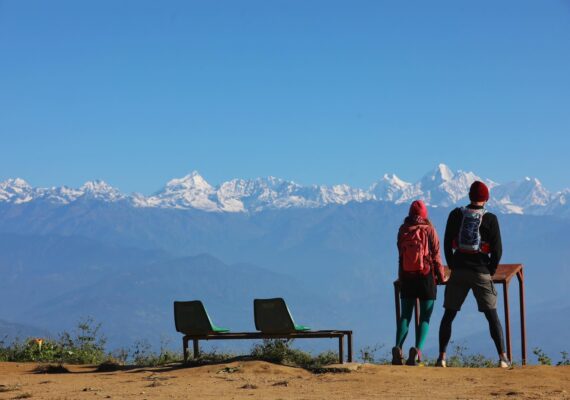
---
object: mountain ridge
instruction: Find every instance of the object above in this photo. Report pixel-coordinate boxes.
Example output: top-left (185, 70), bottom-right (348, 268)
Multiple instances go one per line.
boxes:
top-left (1, 164), bottom-right (568, 217)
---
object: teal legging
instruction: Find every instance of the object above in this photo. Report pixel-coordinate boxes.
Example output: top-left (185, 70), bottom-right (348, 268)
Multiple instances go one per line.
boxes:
top-left (395, 298), bottom-right (435, 351)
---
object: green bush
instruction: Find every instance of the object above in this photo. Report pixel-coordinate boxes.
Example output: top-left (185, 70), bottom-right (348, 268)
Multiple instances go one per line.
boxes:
top-left (0, 318), bottom-right (105, 364)
top-left (250, 339), bottom-right (337, 369)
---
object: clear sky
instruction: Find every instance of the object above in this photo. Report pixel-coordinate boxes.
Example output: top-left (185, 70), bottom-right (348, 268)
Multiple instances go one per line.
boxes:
top-left (1, 0), bottom-right (569, 194)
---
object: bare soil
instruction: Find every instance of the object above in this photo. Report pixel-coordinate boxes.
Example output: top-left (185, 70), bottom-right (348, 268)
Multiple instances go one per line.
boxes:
top-left (0, 361), bottom-right (568, 399)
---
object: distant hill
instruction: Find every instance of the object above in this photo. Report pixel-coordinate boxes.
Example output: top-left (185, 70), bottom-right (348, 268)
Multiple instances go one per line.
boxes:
top-left (0, 199), bottom-right (568, 360)
top-left (0, 319), bottom-right (50, 343)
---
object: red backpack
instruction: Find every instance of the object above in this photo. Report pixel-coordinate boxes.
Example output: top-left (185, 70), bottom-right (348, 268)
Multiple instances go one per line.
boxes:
top-left (399, 225), bottom-right (430, 274)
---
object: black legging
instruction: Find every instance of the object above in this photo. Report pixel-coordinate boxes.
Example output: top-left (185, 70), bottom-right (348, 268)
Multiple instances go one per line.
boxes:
top-left (439, 309), bottom-right (505, 355)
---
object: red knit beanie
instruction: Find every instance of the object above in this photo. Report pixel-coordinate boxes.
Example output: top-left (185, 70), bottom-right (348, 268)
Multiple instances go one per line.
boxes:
top-left (469, 181), bottom-right (490, 202)
top-left (409, 200), bottom-right (428, 219)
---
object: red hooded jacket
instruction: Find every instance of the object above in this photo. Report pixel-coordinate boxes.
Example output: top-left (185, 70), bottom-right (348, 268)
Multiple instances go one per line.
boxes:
top-left (397, 215), bottom-right (445, 283)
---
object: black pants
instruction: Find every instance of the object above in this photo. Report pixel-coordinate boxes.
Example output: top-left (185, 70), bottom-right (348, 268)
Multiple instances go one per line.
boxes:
top-left (439, 308), bottom-right (506, 355)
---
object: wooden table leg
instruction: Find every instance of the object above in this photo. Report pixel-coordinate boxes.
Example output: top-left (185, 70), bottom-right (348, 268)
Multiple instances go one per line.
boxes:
top-left (517, 269), bottom-right (527, 365)
top-left (502, 282), bottom-right (512, 362)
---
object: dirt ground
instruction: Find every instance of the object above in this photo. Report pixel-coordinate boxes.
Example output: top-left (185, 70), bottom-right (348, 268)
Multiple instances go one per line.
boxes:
top-left (0, 361), bottom-right (569, 400)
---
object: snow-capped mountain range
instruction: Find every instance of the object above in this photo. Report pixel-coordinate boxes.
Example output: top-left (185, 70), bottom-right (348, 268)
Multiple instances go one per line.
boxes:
top-left (1, 164), bottom-right (568, 217)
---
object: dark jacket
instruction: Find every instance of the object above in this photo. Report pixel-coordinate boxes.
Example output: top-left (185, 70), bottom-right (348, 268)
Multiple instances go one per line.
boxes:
top-left (397, 216), bottom-right (445, 282)
top-left (443, 204), bottom-right (502, 275)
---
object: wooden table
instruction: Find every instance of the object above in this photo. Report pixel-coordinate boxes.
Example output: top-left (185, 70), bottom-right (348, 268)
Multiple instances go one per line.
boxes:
top-left (393, 264), bottom-right (527, 364)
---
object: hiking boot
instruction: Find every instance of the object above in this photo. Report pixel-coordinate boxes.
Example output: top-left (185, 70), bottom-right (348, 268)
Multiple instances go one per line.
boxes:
top-left (391, 346), bottom-right (404, 365)
top-left (406, 347), bottom-right (420, 366)
top-left (499, 355), bottom-right (511, 368)
top-left (435, 358), bottom-right (447, 368)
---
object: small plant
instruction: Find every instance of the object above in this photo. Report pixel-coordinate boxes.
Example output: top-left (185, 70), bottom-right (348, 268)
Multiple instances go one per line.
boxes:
top-left (58, 317), bottom-right (107, 364)
top-left (251, 339), bottom-right (291, 364)
top-left (358, 344), bottom-right (389, 364)
top-left (434, 342), bottom-right (496, 368)
top-left (129, 339), bottom-right (183, 367)
top-left (557, 351), bottom-right (570, 366)
top-left (533, 347), bottom-right (552, 366)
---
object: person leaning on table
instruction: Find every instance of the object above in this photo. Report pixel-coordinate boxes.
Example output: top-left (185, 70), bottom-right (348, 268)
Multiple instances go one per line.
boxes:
top-left (437, 181), bottom-right (510, 368)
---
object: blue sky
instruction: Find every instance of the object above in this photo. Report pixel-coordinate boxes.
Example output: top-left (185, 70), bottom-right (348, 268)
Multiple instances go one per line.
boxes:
top-left (1, 0), bottom-right (569, 194)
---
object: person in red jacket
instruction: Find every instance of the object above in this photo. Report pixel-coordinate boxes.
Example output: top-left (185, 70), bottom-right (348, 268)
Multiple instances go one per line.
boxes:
top-left (392, 200), bottom-right (447, 366)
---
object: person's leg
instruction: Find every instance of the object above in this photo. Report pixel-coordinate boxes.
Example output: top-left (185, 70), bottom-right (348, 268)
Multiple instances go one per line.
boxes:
top-left (483, 309), bottom-right (506, 355)
top-left (393, 297), bottom-right (415, 365)
top-left (439, 309), bottom-right (457, 358)
top-left (396, 298), bottom-right (415, 348)
top-left (415, 299), bottom-right (435, 352)
top-left (438, 270), bottom-right (469, 363)
top-left (472, 273), bottom-right (509, 366)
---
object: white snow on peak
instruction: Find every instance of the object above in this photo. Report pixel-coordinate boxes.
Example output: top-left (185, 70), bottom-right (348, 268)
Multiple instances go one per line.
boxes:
top-left (145, 171), bottom-right (219, 211)
top-left (165, 171), bottom-right (212, 191)
top-left (37, 186), bottom-right (84, 204)
top-left (0, 178), bottom-right (34, 203)
top-left (491, 177), bottom-right (550, 209)
top-left (369, 174), bottom-right (417, 203)
top-left (79, 180), bottom-right (125, 202)
top-left (0, 164), bottom-right (569, 217)
top-left (408, 165), bottom-right (483, 207)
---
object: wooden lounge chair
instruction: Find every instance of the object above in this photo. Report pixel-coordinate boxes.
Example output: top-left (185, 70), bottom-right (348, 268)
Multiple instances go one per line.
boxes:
top-left (173, 298), bottom-right (353, 363)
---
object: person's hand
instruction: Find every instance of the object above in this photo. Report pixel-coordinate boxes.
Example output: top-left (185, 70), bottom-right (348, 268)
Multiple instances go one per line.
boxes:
top-left (439, 274), bottom-right (449, 284)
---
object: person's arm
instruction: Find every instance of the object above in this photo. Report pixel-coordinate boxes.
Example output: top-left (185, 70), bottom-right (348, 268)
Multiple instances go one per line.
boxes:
top-left (428, 225), bottom-right (446, 282)
top-left (443, 209), bottom-right (459, 270)
top-left (488, 215), bottom-right (503, 275)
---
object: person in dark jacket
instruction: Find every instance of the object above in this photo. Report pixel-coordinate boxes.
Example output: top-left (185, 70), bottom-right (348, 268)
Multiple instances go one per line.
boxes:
top-left (392, 200), bottom-right (447, 366)
top-left (437, 181), bottom-right (510, 368)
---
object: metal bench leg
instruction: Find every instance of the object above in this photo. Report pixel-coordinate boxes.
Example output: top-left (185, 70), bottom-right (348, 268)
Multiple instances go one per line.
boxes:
top-left (193, 339), bottom-right (200, 359)
top-left (347, 333), bottom-right (353, 363)
top-left (183, 336), bottom-right (189, 362)
top-left (338, 336), bottom-right (344, 364)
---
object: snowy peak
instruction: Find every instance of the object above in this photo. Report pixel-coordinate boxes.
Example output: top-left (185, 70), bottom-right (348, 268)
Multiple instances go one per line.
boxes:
top-left (490, 176), bottom-right (551, 214)
top-left (0, 165), bottom-right (569, 217)
top-left (422, 163), bottom-right (455, 183)
top-left (370, 174), bottom-right (415, 203)
top-left (79, 180), bottom-right (125, 202)
top-left (0, 178), bottom-right (34, 204)
top-left (164, 171), bottom-right (213, 191)
top-left (146, 171), bottom-right (218, 211)
top-left (37, 186), bottom-right (83, 204)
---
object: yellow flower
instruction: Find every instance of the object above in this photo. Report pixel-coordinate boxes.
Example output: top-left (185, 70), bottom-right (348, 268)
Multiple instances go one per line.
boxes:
top-left (33, 338), bottom-right (44, 351)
